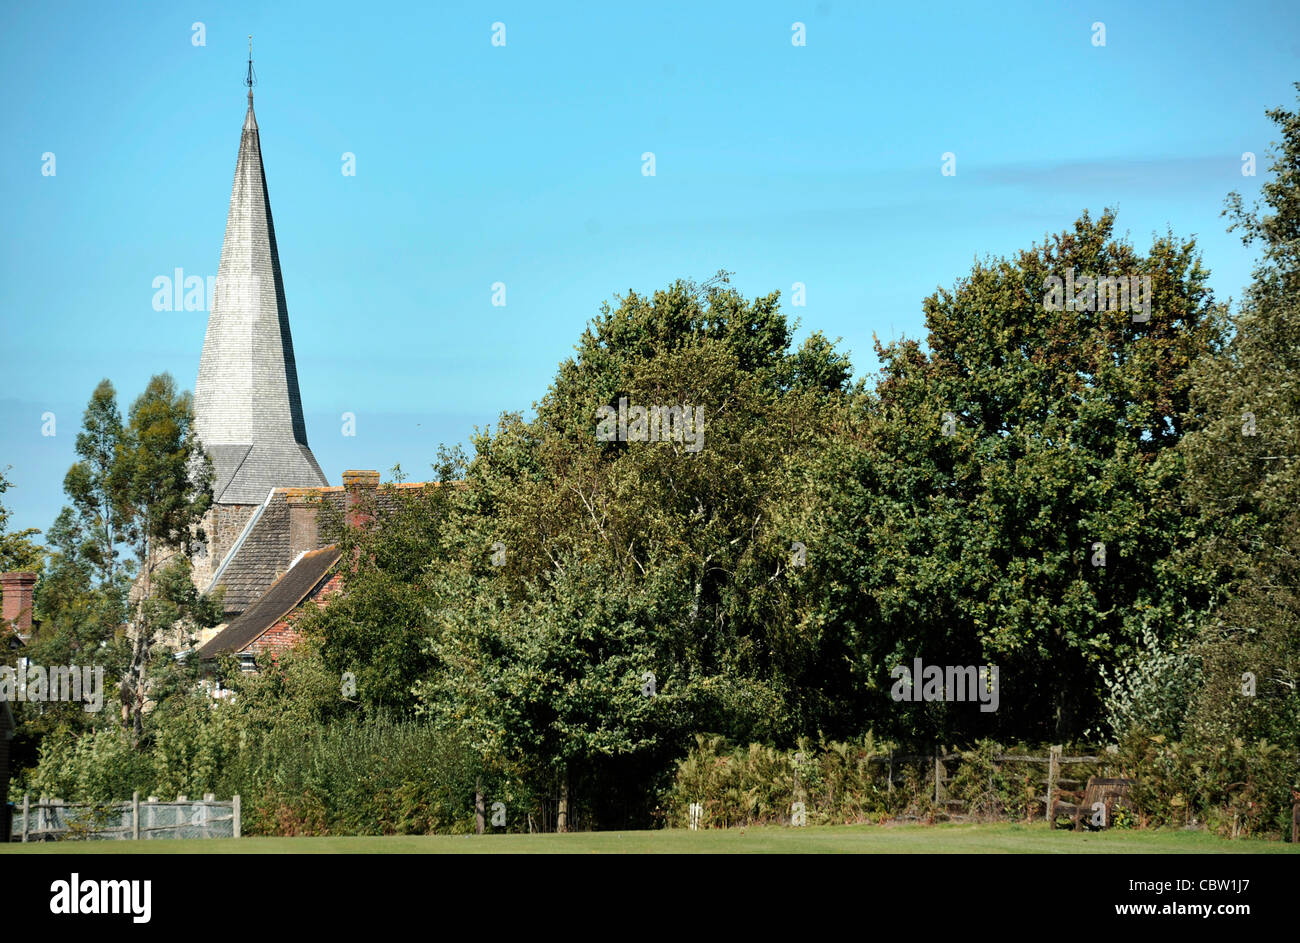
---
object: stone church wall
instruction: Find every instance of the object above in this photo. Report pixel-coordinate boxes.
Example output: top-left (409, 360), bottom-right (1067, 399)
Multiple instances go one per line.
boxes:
top-left (191, 503), bottom-right (258, 591)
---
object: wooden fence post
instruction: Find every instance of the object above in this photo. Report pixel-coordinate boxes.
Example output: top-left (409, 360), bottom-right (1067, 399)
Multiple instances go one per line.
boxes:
top-left (887, 750), bottom-right (893, 793)
top-left (933, 748), bottom-right (943, 805)
top-left (1046, 745), bottom-right (1061, 824)
top-left (132, 792), bottom-right (140, 840)
top-left (21, 794), bottom-right (28, 842)
top-left (232, 795), bottom-right (241, 839)
top-left (1292, 801), bottom-right (1298, 845)
top-left (475, 789), bottom-right (485, 835)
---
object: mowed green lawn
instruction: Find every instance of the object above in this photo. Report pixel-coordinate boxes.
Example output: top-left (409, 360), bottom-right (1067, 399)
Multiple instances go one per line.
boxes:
top-left (4, 823), bottom-right (1297, 854)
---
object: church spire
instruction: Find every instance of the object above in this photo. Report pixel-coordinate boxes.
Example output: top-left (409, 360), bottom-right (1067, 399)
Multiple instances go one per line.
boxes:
top-left (193, 51), bottom-right (328, 505)
top-left (244, 36), bottom-right (257, 130)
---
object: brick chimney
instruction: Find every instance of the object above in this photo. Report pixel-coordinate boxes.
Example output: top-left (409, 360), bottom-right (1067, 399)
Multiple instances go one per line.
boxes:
top-left (342, 470), bottom-right (380, 530)
top-left (286, 491), bottom-right (321, 560)
top-left (1, 572), bottom-right (38, 638)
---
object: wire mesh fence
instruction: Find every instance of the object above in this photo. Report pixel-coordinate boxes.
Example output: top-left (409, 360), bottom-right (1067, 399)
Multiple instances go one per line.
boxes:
top-left (11, 793), bottom-right (240, 842)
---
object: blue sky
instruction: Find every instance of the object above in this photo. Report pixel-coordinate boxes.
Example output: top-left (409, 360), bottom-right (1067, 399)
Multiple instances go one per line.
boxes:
top-left (2, 0), bottom-right (1297, 536)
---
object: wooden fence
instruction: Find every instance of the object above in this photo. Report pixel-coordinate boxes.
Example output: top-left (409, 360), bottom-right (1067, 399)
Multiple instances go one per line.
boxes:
top-left (11, 792), bottom-right (241, 842)
top-left (864, 745), bottom-right (1119, 823)
top-left (925, 745), bottom-right (1117, 822)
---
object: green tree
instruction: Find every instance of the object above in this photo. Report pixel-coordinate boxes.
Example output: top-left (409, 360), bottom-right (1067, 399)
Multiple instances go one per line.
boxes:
top-left (27, 377), bottom-right (218, 740)
top-left (112, 374), bottom-right (218, 739)
top-left (301, 452), bottom-right (464, 715)
top-left (12, 387), bottom-right (134, 746)
top-left (790, 210), bottom-right (1226, 742)
top-left (0, 467), bottom-right (43, 575)
top-left (311, 274), bottom-right (851, 825)
top-left (64, 379), bottom-right (127, 586)
top-left (1179, 86), bottom-right (1300, 755)
top-left (30, 381), bottom-right (132, 684)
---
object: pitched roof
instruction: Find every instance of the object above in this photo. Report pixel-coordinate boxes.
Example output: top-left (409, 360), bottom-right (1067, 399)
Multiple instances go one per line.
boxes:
top-left (198, 545), bottom-right (342, 659)
top-left (210, 482), bottom-right (431, 617)
top-left (193, 89), bottom-right (328, 504)
top-left (213, 490), bottom-right (296, 615)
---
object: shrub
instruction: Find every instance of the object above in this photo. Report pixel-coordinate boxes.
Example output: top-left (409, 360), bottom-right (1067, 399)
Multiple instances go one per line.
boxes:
top-left (664, 733), bottom-right (905, 827)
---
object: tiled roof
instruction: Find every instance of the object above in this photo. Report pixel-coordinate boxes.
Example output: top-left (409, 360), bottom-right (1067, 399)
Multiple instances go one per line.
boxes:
top-left (212, 483), bottom-right (431, 617)
top-left (199, 546), bottom-right (342, 659)
top-left (208, 444), bottom-right (328, 506)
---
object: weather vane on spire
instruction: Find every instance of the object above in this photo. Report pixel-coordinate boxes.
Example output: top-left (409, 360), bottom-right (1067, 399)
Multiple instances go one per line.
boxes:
top-left (245, 34), bottom-right (256, 91)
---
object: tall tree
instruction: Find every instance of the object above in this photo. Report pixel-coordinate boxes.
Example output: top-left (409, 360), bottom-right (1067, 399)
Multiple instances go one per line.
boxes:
top-left (1179, 86), bottom-right (1300, 753)
top-left (790, 210), bottom-right (1226, 742)
top-left (309, 274), bottom-right (853, 825)
top-left (63, 379), bottom-right (126, 587)
top-left (113, 374), bottom-right (217, 739)
top-left (8, 388), bottom-right (131, 749)
top-left (32, 381), bottom-right (131, 667)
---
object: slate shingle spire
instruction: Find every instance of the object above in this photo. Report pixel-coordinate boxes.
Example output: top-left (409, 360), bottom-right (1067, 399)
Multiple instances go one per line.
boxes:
top-left (194, 42), bottom-right (328, 504)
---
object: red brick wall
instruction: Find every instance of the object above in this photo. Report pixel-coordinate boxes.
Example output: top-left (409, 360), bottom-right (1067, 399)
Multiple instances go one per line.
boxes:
top-left (247, 570), bottom-right (344, 659)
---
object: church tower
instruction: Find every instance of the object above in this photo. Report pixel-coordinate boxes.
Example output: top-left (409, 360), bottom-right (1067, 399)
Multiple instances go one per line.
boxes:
top-left (193, 45), bottom-right (328, 506)
top-left (191, 45), bottom-right (328, 591)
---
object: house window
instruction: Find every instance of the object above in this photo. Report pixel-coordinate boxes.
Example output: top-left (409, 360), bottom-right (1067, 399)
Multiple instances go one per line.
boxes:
top-left (238, 652), bottom-right (257, 673)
